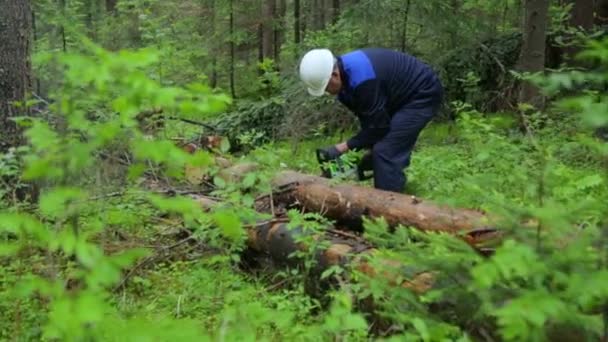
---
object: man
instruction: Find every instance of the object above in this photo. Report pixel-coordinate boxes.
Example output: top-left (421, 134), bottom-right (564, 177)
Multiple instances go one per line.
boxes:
top-left (299, 47), bottom-right (443, 193)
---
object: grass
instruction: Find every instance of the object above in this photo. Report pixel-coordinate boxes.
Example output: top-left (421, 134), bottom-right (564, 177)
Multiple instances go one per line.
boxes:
top-left (1, 111), bottom-right (606, 340)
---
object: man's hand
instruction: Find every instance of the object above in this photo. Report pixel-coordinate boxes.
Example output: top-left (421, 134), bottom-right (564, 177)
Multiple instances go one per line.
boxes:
top-left (336, 142), bottom-right (349, 154)
top-left (320, 145), bottom-right (342, 160)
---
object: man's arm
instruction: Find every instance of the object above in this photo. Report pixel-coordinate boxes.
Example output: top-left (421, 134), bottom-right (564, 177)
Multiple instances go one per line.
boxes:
top-left (344, 79), bottom-right (391, 150)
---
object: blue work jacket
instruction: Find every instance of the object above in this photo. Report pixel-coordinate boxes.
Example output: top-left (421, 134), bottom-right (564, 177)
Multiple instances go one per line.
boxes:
top-left (336, 48), bottom-right (442, 149)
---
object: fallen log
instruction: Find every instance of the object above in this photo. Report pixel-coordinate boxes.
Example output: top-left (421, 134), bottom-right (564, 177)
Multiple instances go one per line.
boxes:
top-left (191, 193), bottom-right (434, 294)
top-left (271, 171), bottom-right (501, 246)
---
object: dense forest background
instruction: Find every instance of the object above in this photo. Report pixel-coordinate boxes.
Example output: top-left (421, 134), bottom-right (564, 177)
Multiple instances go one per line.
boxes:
top-left (1, 0), bottom-right (608, 341)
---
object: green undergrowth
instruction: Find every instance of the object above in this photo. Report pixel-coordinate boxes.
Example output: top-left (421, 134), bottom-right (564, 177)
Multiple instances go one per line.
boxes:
top-left (249, 109), bottom-right (606, 212)
top-left (2, 37), bottom-right (608, 341)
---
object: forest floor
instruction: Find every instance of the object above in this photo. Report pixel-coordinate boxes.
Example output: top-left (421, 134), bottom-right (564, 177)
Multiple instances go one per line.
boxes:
top-left (1, 114), bottom-right (606, 340)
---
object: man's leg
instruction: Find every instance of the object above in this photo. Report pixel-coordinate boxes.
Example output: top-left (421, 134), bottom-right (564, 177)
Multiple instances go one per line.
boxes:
top-left (371, 105), bottom-right (438, 193)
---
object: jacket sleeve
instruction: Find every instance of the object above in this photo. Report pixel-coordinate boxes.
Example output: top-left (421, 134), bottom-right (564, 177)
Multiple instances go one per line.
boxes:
top-left (345, 79), bottom-right (391, 150)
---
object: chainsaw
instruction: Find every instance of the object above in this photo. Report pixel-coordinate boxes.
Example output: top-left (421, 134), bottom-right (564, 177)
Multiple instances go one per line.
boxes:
top-left (316, 149), bottom-right (374, 181)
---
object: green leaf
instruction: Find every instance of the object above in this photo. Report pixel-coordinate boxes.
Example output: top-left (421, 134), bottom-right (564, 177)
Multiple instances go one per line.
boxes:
top-left (39, 187), bottom-right (86, 219)
top-left (213, 175), bottom-right (226, 189)
top-left (242, 173), bottom-right (257, 189)
top-left (0, 213), bottom-right (51, 242)
top-left (220, 138), bottom-right (231, 153)
top-left (212, 210), bottom-right (244, 242)
top-left (575, 174), bottom-right (603, 190)
top-left (412, 318), bottom-right (431, 341)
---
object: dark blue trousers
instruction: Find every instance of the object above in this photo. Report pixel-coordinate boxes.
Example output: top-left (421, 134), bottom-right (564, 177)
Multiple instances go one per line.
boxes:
top-left (371, 95), bottom-right (442, 193)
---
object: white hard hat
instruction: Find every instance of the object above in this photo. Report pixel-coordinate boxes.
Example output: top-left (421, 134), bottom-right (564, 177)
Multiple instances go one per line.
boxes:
top-left (299, 49), bottom-right (335, 96)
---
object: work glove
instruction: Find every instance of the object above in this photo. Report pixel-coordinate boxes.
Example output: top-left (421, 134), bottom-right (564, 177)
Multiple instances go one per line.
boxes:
top-left (320, 145), bottom-right (342, 160)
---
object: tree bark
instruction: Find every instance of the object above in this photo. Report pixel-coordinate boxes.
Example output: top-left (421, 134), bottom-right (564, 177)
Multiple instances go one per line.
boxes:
top-left (595, 0), bottom-right (608, 27)
top-left (271, 171), bottom-right (498, 240)
top-left (562, 0), bottom-right (594, 63)
top-left (517, 0), bottom-right (549, 109)
top-left (106, 0), bottom-right (118, 12)
top-left (294, 0), bottom-right (301, 44)
top-left (332, 0), bottom-right (340, 24)
top-left (568, 0), bottom-right (594, 30)
top-left (262, 0), bottom-right (275, 61)
top-left (229, 0), bottom-right (236, 98)
top-left (192, 194), bottom-right (435, 295)
top-left (274, 0), bottom-right (286, 64)
top-left (0, 0), bottom-right (32, 152)
top-left (31, 8), bottom-right (41, 96)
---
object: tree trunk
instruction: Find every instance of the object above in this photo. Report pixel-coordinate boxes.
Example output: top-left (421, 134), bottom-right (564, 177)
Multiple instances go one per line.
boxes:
top-left (229, 0), bottom-right (236, 98)
top-left (191, 194), bottom-right (435, 296)
top-left (568, 0), bottom-right (593, 30)
top-left (517, 0), bottom-right (549, 109)
top-left (312, 0), bottom-right (321, 30)
top-left (595, 0), bottom-right (608, 27)
top-left (85, 0), bottom-right (97, 40)
top-left (319, 0), bottom-right (326, 28)
top-left (294, 0), bottom-right (301, 44)
top-left (271, 171), bottom-right (498, 241)
top-left (31, 8), bottom-right (41, 96)
top-left (106, 0), bottom-right (117, 12)
top-left (208, 0), bottom-right (218, 88)
top-left (0, 0), bottom-right (32, 152)
top-left (262, 0), bottom-right (275, 61)
top-left (301, 0), bottom-right (308, 40)
top-left (332, 0), bottom-right (340, 24)
top-left (274, 0), bottom-right (286, 64)
top-left (58, 0), bottom-right (67, 52)
top-left (562, 0), bottom-right (594, 63)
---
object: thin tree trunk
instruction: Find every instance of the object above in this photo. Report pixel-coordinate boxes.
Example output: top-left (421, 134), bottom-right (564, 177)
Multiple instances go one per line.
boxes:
top-left (319, 0), bottom-right (326, 28)
top-left (32, 8), bottom-right (41, 96)
top-left (294, 0), bottom-right (301, 44)
top-left (274, 0), bottom-right (286, 64)
top-left (596, 0), bottom-right (608, 26)
top-left (563, 0), bottom-right (594, 63)
top-left (0, 0), bottom-right (32, 152)
top-left (517, 0), bottom-right (549, 109)
top-left (332, 0), bottom-right (340, 24)
top-left (312, 0), bottom-right (320, 30)
top-left (262, 0), bottom-right (275, 61)
top-left (209, 0), bottom-right (217, 88)
top-left (106, 0), bottom-right (117, 12)
top-left (301, 0), bottom-right (307, 40)
top-left (502, 0), bottom-right (510, 32)
top-left (229, 0), bottom-right (236, 98)
top-left (400, 0), bottom-right (411, 52)
top-left (85, 0), bottom-right (97, 40)
top-left (58, 0), bottom-right (67, 52)
top-left (449, 0), bottom-right (461, 49)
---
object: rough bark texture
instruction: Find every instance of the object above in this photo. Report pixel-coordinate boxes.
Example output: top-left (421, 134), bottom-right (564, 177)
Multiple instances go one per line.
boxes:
top-left (294, 0), bottom-right (301, 44)
top-left (192, 194), bottom-right (434, 295)
top-left (274, 0), bottom-right (286, 63)
top-left (106, 0), bottom-right (118, 12)
top-left (332, 0), bottom-right (340, 24)
top-left (262, 0), bottom-right (276, 61)
top-left (229, 0), bottom-right (236, 98)
top-left (595, 0), bottom-right (608, 26)
top-left (271, 171), bottom-right (496, 237)
top-left (518, 0), bottom-right (549, 109)
top-left (0, 0), bottom-right (32, 152)
top-left (562, 0), bottom-right (595, 63)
